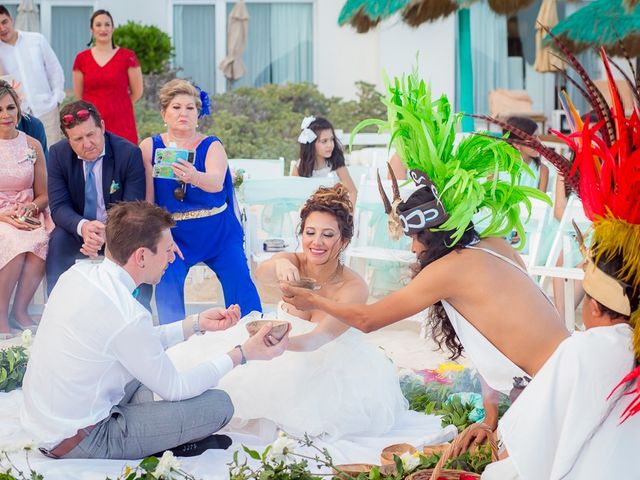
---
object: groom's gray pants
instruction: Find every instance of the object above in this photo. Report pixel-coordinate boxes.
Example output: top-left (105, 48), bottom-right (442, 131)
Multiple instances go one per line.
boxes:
top-left (63, 381), bottom-right (234, 460)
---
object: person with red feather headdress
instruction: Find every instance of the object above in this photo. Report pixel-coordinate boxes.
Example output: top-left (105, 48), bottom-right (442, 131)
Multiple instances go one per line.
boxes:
top-left (479, 33), bottom-right (640, 479)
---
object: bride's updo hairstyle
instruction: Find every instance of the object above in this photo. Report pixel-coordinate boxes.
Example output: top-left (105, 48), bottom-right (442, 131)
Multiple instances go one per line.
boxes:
top-left (298, 183), bottom-right (354, 244)
top-left (398, 186), bottom-right (478, 361)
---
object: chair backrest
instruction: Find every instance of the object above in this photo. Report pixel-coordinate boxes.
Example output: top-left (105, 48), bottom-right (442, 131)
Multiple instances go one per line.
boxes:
top-left (518, 198), bottom-right (552, 269)
top-left (352, 177), bottom-right (417, 250)
top-left (228, 158), bottom-right (285, 179)
top-left (544, 195), bottom-right (591, 269)
top-left (242, 177), bottom-right (338, 255)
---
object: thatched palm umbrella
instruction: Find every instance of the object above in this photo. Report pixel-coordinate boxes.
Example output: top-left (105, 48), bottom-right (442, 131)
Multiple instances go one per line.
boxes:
top-left (550, 0), bottom-right (640, 57)
top-left (338, 0), bottom-right (538, 131)
top-left (338, 0), bottom-right (536, 32)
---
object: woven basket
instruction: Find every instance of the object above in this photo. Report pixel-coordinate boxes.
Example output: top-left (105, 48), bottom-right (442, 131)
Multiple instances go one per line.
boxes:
top-left (406, 424), bottom-right (497, 480)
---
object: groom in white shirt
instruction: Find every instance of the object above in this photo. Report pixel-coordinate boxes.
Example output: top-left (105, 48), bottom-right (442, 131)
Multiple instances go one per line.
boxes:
top-left (21, 200), bottom-right (289, 460)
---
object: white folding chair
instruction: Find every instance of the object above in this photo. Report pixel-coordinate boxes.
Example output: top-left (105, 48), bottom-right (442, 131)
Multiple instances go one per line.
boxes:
top-left (228, 158), bottom-right (285, 179)
top-left (529, 196), bottom-right (590, 330)
top-left (346, 177), bottom-right (417, 286)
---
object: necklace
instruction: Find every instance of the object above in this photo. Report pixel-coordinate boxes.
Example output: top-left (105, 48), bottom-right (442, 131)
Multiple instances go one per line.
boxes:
top-left (300, 261), bottom-right (343, 289)
top-left (165, 131), bottom-right (201, 149)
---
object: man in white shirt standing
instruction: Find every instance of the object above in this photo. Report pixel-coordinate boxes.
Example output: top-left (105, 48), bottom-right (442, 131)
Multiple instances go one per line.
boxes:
top-left (0, 5), bottom-right (65, 146)
top-left (21, 200), bottom-right (289, 460)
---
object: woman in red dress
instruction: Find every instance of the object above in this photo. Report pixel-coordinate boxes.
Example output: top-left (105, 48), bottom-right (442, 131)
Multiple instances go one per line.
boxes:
top-left (72, 10), bottom-right (143, 144)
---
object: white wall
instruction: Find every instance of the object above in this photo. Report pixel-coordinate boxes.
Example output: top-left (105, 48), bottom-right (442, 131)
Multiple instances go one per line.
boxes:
top-left (378, 15), bottom-right (457, 101)
top-left (38, 0), bottom-right (458, 103)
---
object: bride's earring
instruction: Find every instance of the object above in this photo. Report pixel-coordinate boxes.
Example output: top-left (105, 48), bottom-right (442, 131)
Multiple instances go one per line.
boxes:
top-left (339, 249), bottom-right (346, 266)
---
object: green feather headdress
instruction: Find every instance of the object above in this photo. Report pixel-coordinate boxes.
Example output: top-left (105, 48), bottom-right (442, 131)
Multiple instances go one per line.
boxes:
top-left (352, 68), bottom-right (551, 247)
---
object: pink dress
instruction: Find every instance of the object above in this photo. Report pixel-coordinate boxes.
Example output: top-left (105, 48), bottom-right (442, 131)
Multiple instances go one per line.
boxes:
top-left (0, 132), bottom-right (53, 269)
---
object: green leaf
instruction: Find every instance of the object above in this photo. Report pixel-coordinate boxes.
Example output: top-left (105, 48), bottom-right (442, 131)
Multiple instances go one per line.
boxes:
top-left (138, 456), bottom-right (159, 472)
top-left (243, 446), bottom-right (261, 460)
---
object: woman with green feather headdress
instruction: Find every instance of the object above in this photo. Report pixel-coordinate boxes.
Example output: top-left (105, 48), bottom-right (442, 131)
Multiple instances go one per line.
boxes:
top-left (282, 69), bottom-right (569, 451)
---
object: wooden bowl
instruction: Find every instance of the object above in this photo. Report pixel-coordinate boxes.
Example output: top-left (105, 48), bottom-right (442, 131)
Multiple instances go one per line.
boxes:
top-left (422, 443), bottom-right (450, 457)
top-left (287, 277), bottom-right (320, 290)
top-left (380, 443), bottom-right (416, 465)
top-left (245, 320), bottom-right (289, 340)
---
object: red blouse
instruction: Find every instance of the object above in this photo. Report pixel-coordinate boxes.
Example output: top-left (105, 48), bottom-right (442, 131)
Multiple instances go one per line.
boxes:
top-left (73, 47), bottom-right (140, 144)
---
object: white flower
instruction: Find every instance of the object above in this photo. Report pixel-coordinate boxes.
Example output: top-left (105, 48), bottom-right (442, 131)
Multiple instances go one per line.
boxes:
top-left (300, 116), bottom-right (316, 130)
top-left (268, 431), bottom-right (297, 463)
top-left (400, 451), bottom-right (421, 471)
top-left (21, 329), bottom-right (32, 347)
top-left (153, 450), bottom-right (181, 479)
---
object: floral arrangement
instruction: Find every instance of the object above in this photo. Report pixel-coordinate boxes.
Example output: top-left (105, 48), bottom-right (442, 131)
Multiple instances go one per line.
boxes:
top-left (400, 364), bottom-right (510, 433)
top-left (0, 345), bottom-right (29, 393)
top-left (392, 445), bottom-right (493, 478)
top-left (229, 433), bottom-right (333, 480)
top-left (231, 168), bottom-right (246, 190)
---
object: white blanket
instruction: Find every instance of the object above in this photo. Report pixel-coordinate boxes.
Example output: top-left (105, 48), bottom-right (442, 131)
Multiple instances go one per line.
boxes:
top-left (482, 324), bottom-right (634, 480)
top-left (0, 389), bottom-right (456, 480)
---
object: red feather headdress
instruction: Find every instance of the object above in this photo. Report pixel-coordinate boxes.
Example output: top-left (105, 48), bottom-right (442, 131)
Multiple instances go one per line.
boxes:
top-left (481, 30), bottom-right (640, 422)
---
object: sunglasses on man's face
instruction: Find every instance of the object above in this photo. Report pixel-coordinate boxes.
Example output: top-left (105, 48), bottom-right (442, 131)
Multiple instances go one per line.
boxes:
top-left (61, 109), bottom-right (93, 128)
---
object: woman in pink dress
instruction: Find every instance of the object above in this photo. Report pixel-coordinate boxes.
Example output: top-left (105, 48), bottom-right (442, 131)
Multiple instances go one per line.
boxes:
top-left (0, 81), bottom-right (52, 337)
top-left (72, 9), bottom-right (143, 144)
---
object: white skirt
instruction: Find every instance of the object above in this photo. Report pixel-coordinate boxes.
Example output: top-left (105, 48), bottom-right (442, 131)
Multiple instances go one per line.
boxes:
top-left (166, 304), bottom-right (409, 440)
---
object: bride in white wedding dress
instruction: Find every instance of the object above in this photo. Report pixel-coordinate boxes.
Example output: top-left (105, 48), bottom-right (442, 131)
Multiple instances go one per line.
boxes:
top-left (167, 184), bottom-right (413, 440)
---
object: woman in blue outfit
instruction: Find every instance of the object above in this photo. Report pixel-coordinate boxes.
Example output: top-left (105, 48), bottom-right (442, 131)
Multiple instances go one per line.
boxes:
top-left (140, 79), bottom-right (261, 324)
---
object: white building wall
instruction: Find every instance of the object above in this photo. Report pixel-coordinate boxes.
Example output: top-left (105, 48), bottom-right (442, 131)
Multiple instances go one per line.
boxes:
top-left (34, 0), bottom-right (457, 103)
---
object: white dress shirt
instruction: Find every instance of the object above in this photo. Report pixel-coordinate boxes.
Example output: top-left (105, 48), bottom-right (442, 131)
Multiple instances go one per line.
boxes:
top-left (76, 145), bottom-right (107, 236)
top-left (21, 258), bottom-right (233, 448)
top-left (0, 31), bottom-right (65, 117)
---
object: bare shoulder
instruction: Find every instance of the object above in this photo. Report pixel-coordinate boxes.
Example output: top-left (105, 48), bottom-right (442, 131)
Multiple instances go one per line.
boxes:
top-left (478, 236), bottom-right (524, 266)
top-left (336, 266), bottom-right (369, 303)
top-left (25, 134), bottom-right (43, 151)
top-left (139, 137), bottom-right (153, 159)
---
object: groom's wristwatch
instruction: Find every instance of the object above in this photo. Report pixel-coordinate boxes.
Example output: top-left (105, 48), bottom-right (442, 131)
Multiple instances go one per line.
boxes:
top-left (192, 314), bottom-right (204, 336)
top-left (235, 344), bottom-right (247, 365)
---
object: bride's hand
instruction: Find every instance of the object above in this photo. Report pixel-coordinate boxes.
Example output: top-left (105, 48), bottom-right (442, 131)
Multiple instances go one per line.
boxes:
top-left (280, 283), bottom-right (316, 311)
top-left (199, 304), bottom-right (241, 332)
top-left (275, 258), bottom-right (300, 282)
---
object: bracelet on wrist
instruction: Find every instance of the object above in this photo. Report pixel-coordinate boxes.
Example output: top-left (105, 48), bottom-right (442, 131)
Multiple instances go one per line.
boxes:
top-left (192, 313), bottom-right (204, 336)
top-left (235, 344), bottom-right (247, 365)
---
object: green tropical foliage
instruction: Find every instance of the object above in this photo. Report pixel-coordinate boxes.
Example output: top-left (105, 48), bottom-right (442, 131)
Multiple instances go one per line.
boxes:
top-left (0, 346), bottom-right (28, 393)
top-left (114, 22), bottom-right (173, 75)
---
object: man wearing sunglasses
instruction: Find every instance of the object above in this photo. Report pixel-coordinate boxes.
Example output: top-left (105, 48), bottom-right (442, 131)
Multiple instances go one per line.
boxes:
top-left (46, 100), bottom-right (146, 295)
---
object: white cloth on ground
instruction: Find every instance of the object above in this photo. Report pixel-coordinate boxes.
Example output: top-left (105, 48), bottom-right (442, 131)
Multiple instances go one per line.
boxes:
top-left (0, 31), bottom-right (65, 116)
top-left (0, 388), bottom-right (456, 480)
top-left (20, 258), bottom-right (232, 448)
top-left (483, 324), bottom-right (634, 480)
top-left (167, 302), bottom-right (443, 441)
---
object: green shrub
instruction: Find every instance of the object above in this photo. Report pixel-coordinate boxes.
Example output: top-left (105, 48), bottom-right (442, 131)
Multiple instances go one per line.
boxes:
top-left (114, 21), bottom-right (173, 75)
top-left (136, 80), bottom-right (386, 170)
top-left (0, 346), bottom-right (29, 393)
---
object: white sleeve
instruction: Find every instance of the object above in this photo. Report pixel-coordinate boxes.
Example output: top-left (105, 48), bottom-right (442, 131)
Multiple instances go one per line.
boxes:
top-left (108, 318), bottom-right (233, 401)
top-left (155, 321), bottom-right (185, 350)
top-left (39, 34), bottom-right (65, 104)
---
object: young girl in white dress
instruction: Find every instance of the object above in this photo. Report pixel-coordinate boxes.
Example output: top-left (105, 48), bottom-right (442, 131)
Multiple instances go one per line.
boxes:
top-left (166, 184), bottom-right (411, 440)
top-left (291, 116), bottom-right (358, 203)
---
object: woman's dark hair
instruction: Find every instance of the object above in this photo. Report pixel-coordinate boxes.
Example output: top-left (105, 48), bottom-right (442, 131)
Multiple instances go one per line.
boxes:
top-left (588, 248), bottom-right (639, 320)
top-left (504, 116), bottom-right (541, 168)
top-left (88, 9), bottom-right (116, 48)
top-left (298, 117), bottom-right (346, 177)
top-left (298, 183), bottom-right (354, 244)
top-left (399, 187), bottom-right (479, 360)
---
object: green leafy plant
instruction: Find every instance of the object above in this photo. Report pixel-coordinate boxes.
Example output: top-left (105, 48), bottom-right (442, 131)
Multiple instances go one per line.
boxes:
top-left (0, 446), bottom-right (43, 480)
top-left (134, 79), bottom-right (386, 172)
top-left (0, 346), bottom-right (29, 393)
top-left (113, 22), bottom-right (173, 75)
